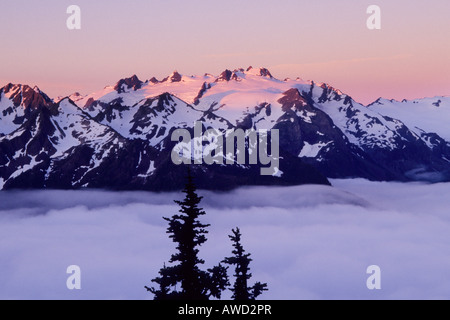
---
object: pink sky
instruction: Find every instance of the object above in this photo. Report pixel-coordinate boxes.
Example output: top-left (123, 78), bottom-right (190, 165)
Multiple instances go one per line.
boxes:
top-left (1, 0), bottom-right (449, 105)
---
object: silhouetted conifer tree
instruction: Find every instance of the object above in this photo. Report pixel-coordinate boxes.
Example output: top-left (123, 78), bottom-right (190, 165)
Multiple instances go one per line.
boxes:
top-left (146, 167), bottom-right (229, 300)
top-left (223, 227), bottom-right (268, 300)
top-left (145, 263), bottom-right (176, 300)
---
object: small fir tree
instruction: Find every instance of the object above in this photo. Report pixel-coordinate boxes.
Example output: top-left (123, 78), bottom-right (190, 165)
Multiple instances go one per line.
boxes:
top-left (223, 227), bottom-right (268, 300)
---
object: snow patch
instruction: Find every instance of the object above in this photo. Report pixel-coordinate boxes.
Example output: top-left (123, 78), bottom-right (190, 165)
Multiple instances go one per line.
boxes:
top-left (299, 141), bottom-right (332, 158)
top-left (272, 168), bottom-right (283, 177)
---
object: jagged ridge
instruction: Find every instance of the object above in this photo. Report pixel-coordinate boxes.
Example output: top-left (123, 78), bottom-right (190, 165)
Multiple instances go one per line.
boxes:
top-left (1, 67), bottom-right (449, 190)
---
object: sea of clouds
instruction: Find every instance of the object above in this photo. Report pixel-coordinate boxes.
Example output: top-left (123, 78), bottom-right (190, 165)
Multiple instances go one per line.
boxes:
top-left (1, 179), bottom-right (450, 300)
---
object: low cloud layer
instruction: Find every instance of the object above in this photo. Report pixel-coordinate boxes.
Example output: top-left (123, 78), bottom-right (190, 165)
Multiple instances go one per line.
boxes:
top-left (1, 179), bottom-right (450, 300)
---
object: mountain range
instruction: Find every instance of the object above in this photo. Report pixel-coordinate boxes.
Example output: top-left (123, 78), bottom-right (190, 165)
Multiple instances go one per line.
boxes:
top-left (1, 66), bottom-right (449, 190)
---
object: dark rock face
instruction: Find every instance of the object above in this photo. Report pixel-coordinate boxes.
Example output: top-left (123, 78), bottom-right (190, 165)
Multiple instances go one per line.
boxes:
top-left (193, 82), bottom-right (211, 105)
top-left (259, 68), bottom-right (273, 78)
top-left (216, 70), bottom-right (233, 82)
top-left (114, 75), bottom-right (143, 93)
top-left (247, 66), bottom-right (273, 78)
top-left (170, 71), bottom-right (182, 83)
top-left (216, 69), bottom-right (242, 82)
top-left (1, 71), bottom-right (450, 191)
top-left (2, 84), bottom-right (52, 109)
top-left (162, 71), bottom-right (183, 83)
top-left (148, 77), bottom-right (159, 84)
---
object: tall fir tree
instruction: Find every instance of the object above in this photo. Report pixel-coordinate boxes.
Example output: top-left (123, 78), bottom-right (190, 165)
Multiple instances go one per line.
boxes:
top-left (146, 167), bottom-right (228, 300)
top-left (223, 227), bottom-right (268, 300)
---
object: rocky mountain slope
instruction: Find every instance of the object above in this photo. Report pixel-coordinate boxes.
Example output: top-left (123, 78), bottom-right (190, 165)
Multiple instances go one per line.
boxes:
top-left (1, 67), bottom-right (449, 190)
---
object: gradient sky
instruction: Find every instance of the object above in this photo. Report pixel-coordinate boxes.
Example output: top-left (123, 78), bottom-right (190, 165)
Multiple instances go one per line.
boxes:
top-left (1, 0), bottom-right (449, 104)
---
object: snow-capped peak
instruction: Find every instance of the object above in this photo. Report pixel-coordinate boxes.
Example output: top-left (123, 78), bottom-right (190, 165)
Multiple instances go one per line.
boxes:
top-left (245, 66), bottom-right (273, 78)
top-left (1, 83), bottom-right (52, 109)
top-left (162, 71), bottom-right (183, 83)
